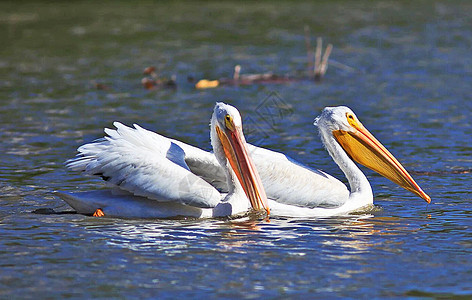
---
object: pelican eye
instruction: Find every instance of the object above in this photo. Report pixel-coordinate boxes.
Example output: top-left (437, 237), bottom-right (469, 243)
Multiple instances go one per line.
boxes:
top-left (224, 114), bottom-right (234, 130)
top-left (346, 112), bottom-right (358, 127)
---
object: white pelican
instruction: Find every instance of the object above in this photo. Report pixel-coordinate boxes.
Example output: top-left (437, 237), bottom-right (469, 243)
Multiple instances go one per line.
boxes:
top-left (136, 105), bottom-right (430, 217)
top-left (263, 106), bottom-right (431, 217)
top-left (58, 103), bottom-right (269, 218)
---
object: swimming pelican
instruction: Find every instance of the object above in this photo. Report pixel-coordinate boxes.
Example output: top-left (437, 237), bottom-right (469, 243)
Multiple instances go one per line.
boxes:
top-left (263, 106), bottom-right (431, 217)
top-left (150, 106), bottom-right (431, 217)
top-left (58, 103), bottom-right (269, 218)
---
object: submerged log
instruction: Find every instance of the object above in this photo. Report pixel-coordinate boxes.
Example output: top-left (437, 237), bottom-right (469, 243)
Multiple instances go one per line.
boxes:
top-left (196, 65), bottom-right (299, 89)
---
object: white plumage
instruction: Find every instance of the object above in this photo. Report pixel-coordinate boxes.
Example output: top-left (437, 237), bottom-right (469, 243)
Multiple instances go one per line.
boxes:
top-left (59, 103), bottom-right (269, 218)
top-left (59, 105), bottom-right (430, 218)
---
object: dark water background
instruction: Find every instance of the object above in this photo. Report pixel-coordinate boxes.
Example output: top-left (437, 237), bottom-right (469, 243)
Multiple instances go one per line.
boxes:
top-left (1, 1), bottom-right (471, 298)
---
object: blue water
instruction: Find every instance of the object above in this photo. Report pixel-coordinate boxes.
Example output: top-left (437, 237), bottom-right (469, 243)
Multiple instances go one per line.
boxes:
top-left (1, 1), bottom-right (471, 298)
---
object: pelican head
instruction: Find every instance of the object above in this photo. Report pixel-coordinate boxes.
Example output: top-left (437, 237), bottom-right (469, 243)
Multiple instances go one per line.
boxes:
top-left (211, 102), bottom-right (270, 214)
top-left (315, 106), bottom-right (431, 203)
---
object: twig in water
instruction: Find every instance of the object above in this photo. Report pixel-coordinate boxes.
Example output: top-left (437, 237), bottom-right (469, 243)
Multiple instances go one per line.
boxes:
top-left (233, 65), bottom-right (241, 81)
top-left (319, 43), bottom-right (333, 78)
top-left (314, 37), bottom-right (333, 81)
top-left (314, 37), bottom-right (322, 77)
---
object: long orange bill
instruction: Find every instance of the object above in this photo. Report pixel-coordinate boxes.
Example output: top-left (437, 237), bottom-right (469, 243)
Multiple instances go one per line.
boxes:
top-left (333, 125), bottom-right (431, 203)
top-left (216, 125), bottom-right (270, 215)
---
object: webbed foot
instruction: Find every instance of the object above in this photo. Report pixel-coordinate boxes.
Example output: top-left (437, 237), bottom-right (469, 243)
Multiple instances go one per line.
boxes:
top-left (92, 208), bottom-right (105, 217)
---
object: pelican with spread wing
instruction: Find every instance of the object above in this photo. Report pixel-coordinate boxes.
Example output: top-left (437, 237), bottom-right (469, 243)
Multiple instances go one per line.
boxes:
top-left (58, 103), bottom-right (269, 218)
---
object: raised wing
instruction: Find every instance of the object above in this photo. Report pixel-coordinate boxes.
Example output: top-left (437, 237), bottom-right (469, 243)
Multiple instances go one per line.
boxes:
top-left (67, 122), bottom-right (222, 208)
top-left (164, 134), bottom-right (229, 192)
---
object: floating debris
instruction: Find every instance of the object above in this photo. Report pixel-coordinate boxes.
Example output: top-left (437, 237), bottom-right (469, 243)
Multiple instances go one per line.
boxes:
top-left (91, 81), bottom-right (110, 90)
top-left (143, 66), bottom-right (158, 78)
top-left (314, 37), bottom-right (333, 81)
top-left (195, 27), bottom-right (341, 89)
top-left (304, 25), bottom-right (333, 81)
top-left (140, 27), bottom-right (355, 90)
top-left (141, 66), bottom-right (177, 90)
top-left (195, 65), bottom-right (297, 89)
top-left (195, 79), bottom-right (220, 89)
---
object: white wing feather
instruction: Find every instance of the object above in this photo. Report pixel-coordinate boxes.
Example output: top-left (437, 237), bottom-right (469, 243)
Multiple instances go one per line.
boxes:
top-left (67, 122), bottom-right (222, 208)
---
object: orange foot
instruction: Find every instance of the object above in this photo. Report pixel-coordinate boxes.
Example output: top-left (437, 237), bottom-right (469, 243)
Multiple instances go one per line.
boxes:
top-left (92, 208), bottom-right (105, 217)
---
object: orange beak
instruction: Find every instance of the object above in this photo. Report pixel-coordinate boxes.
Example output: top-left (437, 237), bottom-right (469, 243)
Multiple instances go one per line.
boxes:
top-left (216, 125), bottom-right (270, 215)
top-left (333, 124), bottom-right (431, 203)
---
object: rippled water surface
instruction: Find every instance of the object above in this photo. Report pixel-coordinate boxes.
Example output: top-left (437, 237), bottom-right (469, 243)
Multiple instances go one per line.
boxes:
top-left (1, 1), bottom-right (471, 298)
